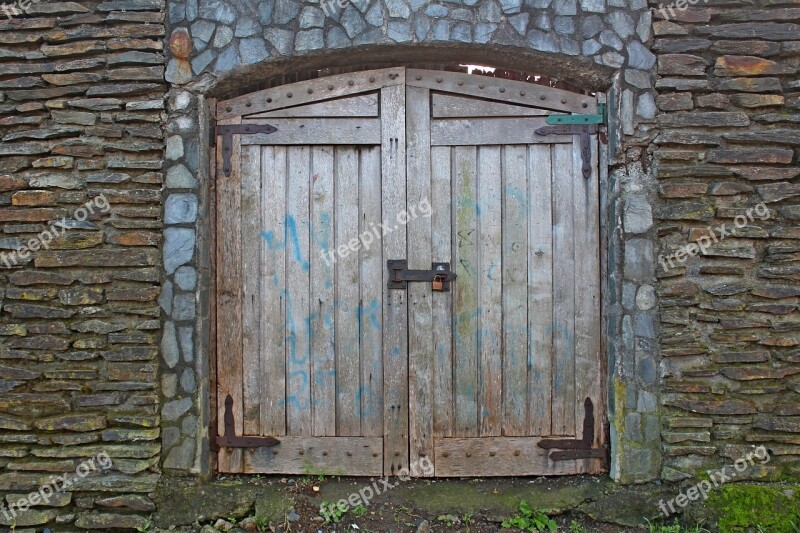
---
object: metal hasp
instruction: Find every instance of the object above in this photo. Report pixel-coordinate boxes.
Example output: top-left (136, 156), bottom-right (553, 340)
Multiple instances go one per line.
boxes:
top-left (536, 104), bottom-right (605, 179)
top-left (216, 124), bottom-right (278, 177)
top-left (214, 394), bottom-right (280, 450)
top-left (387, 260), bottom-right (457, 292)
top-left (537, 397), bottom-right (607, 464)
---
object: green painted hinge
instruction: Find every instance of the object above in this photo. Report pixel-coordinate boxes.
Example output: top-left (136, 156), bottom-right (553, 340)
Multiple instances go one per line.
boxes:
top-left (546, 103), bottom-right (606, 125)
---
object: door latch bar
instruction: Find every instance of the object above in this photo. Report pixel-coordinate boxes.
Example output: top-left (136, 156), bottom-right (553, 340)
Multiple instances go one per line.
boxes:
top-left (215, 394), bottom-right (281, 450)
top-left (387, 260), bottom-right (456, 292)
top-left (535, 124), bottom-right (598, 179)
top-left (216, 124), bottom-right (278, 178)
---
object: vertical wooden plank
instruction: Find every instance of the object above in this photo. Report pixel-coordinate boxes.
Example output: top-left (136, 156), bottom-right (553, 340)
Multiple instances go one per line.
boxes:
top-left (528, 145), bottom-right (553, 437)
top-left (261, 146), bottom-right (287, 436)
top-left (477, 146), bottom-right (502, 437)
top-left (431, 145), bottom-right (453, 438)
top-left (381, 83), bottom-right (408, 475)
top-left (335, 147), bottom-right (361, 436)
top-left (311, 146), bottom-right (336, 436)
top-left (286, 146), bottom-right (312, 436)
top-left (359, 146), bottom-right (383, 438)
top-left (453, 145), bottom-right (478, 438)
top-left (241, 145), bottom-right (262, 436)
top-left (501, 145), bottom-right (528, 436)
top-left (573, 136), bottom-right (601, 442)
top-left (551, 143), bottom-right (576, 436)
top-left (216, 117), bottom-right (243, 472)
top-left (406, 86), bottom-right (434, 473)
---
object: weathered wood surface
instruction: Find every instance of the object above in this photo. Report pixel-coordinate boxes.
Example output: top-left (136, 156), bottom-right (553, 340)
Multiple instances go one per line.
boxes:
top-left (244, 437), bottom-right (384, 475)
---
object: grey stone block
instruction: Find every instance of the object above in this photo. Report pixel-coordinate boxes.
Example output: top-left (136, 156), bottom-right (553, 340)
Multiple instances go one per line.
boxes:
top-left (413, 15), bottom-right (430, 40)
top-left (624, 195), bottom-right (652, 234)
top-left (627, 41), bottom-right (655, 70)
top-left (235, 17), bottom-right (261, 37)
top-left (172, 293), bottom-right (196, 321)
top-left (624, 412), bottom-right (641, 441)
top-left (164, 438), bottom-right (194, 469)
top-left (580, 0), bottom-right (605, 12)
top-left (607, 10), bottom-right (635, 38)
top-left (299, 6), bottom-right (325, 28)
top-left (162, 373), bottom-right (178, 399)
top-left (600, 29), bottom-right (623, 50)
top-left (535, 13), bottom-right (551, 31)
top-left (258, 0), bottom-right (274, 24)
top-left (163, 397), bottom-right (193, 422)
top-left (624, 238), bottom-right (653, 283)
top-left (624, 69), bottom-right (651, 89)
top-left (554, 16), bottom-right (574, 35)
top-left (265, 28), bottom-right (294, 55)
top-left (478, 0), bottom-right (502, 22)
top-left (215, 45), bottom-right (241, 73)
top-left (240, 37), bottom-right (270, 63)
top-left (475, 23), bottom-right (497, 43)
top-left (181, 368), bottom-right (197, 394)
top-left (162, 426), bottom-right (181, 450)
top-left (580, 15), bottom-right (603, 38)
top-left (560, 36), bottom-right (580, 55)
top-left (636, 92), bottom-right (657, 119)
top-left (388, 21), bottom-right (413, 42)
top-left (386, 0), bottom-right (410, 18)
top-left (425, 4), bottom-right (448, 17)
top-left (582, 38), bottom-right (601, 55)
top-left (634, 313), bottom-right (655, 338)
top-left (326, 27), bottom-right (352, 48)
top-left (366, 2), bottom-right (384, 25)
top-left (450, 21), bottom-right (472, 42)
top-left (213, 26), bottom-right (233, 48)
top-left (179, 326), bottom-right (194, 363)
top-left (182, 414), bottom-right (198, 437)
top-left (508, 13), bottom-right (529, 34)
top-left (295, 29), bottom-right (324, 51)
top-left (431, 19), bottom-right (450, 39)
top-left (273, 0), bottom-right (300, 24)
top-left (165, 193), bottom-right (198, 225)
top-left (162, 321), bottom-right (180, 369)
top-left (553, 0), bottom-right (577, 15)
top-left (164, 227), bottom-right (196, 275)
top-left (191, 49), bottom-right (216, 75)
top-left (341, 6), bottom-right (367, 37)
top-left (175, 266), bottom-right (197, 291)
top-left (499, 0), bottom-right (522, 13)
top-left (527, 29), bottom-right (559, 52)
top-left (159, 280), bottom-right (174, 314)
top-left (199, 0), bottom-right (237, 24)
top-left (191, 19), bottom-right (215, 43)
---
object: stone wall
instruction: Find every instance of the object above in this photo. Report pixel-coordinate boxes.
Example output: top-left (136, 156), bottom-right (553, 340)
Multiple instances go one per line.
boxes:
top-left (652, 3), bottom-right (800, 479)
top-left (0, 0), bottom-right (166, 529)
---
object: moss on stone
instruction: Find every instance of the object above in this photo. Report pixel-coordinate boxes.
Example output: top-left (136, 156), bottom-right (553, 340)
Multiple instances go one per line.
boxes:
top-left (703, 484), bottom-right (800, 532)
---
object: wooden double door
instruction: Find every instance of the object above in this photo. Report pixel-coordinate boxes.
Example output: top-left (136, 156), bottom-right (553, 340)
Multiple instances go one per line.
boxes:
top-left (214, 68), bottom-right (605, 476)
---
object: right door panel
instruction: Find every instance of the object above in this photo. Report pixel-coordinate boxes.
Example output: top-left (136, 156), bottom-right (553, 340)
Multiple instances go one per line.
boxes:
top-left (405, 74), bottom-right (604, 477)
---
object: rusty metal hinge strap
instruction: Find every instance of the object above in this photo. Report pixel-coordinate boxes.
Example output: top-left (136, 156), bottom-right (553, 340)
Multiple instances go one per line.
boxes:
top-left (538, 397), bottom-right (607, 463)
top-left (216, 124), bottom-right (277, 178)
top-left (215, 394), bottom-right (280, 449)
top-left (535, 124), bottom-right (598, 179)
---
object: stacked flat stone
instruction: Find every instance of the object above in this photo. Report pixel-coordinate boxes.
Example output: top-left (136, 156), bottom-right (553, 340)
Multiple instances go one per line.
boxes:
top-left (0, 0), bottom-right (166, 529)
top-left (653, 5), bottom-right (800, 481)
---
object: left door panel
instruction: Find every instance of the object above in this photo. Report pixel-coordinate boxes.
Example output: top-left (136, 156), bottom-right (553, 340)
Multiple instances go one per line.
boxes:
top-left (215, 92), bottom-right (389, 475)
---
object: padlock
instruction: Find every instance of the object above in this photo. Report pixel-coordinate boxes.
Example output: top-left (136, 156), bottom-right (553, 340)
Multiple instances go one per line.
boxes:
top-left (432, 274), bottom-right (445, 291)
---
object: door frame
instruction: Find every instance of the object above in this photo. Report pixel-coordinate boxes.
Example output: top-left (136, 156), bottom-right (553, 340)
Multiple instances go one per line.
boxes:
top-left (206, 66), bottom-right (611, 476)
